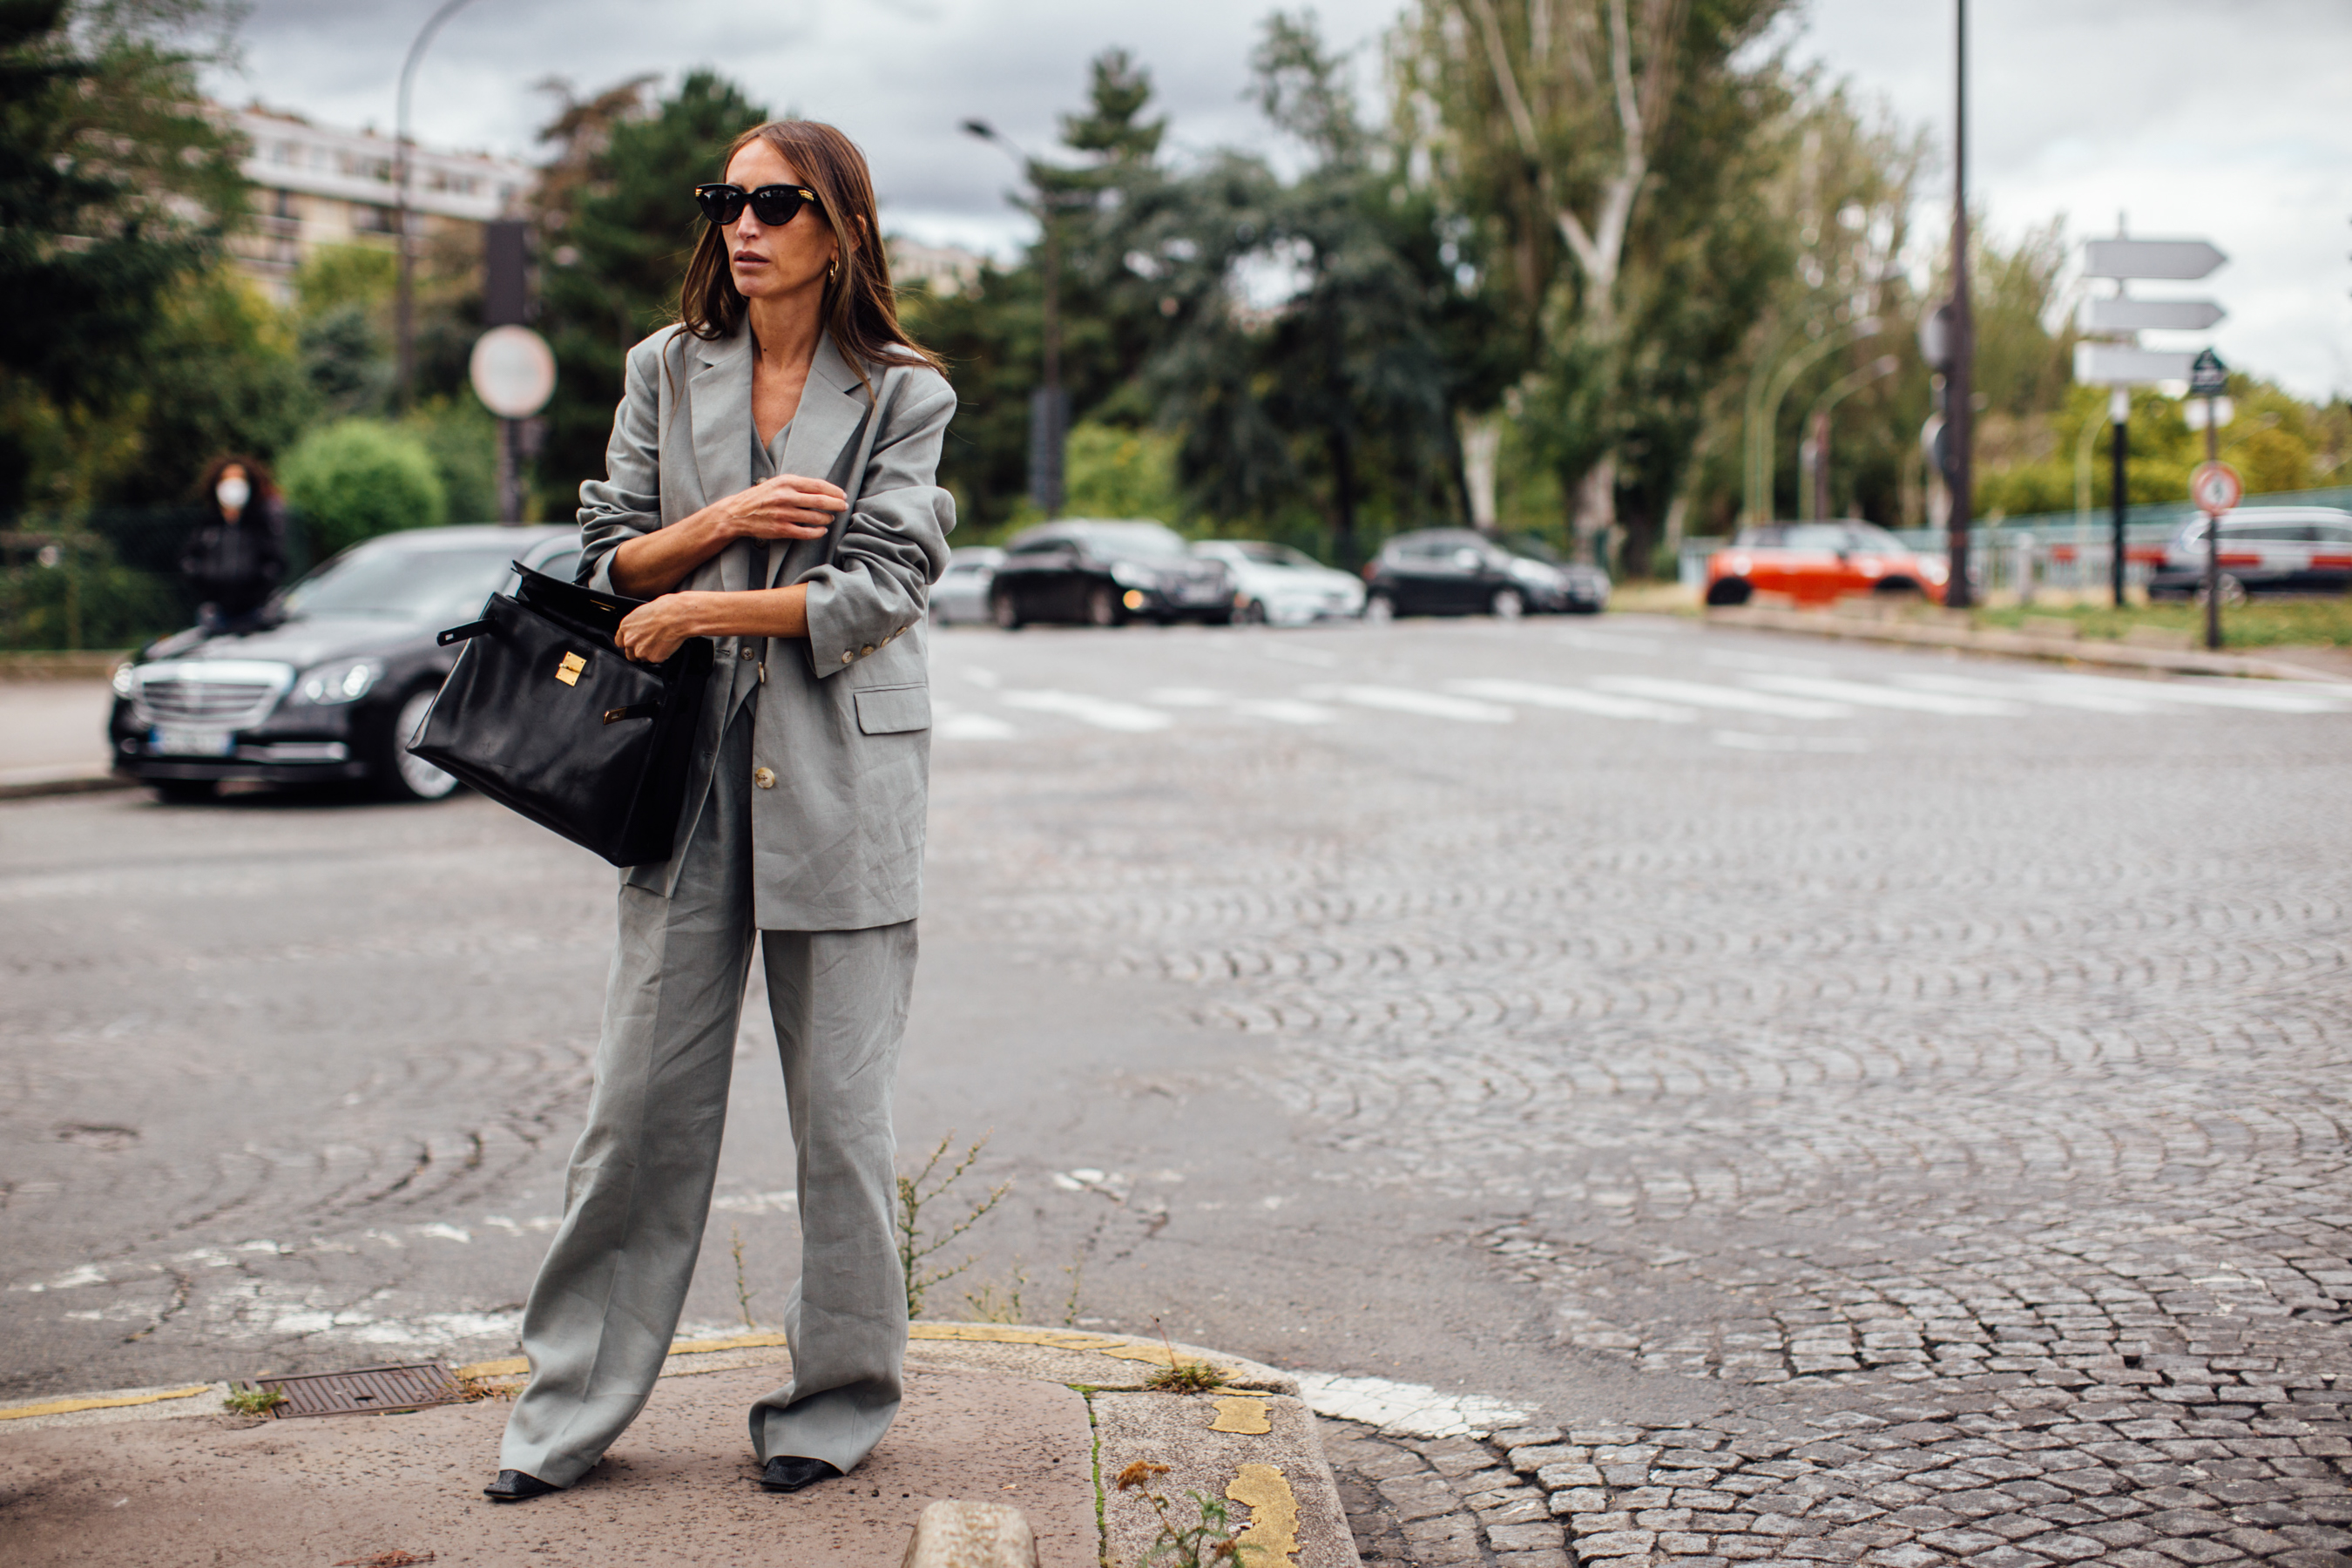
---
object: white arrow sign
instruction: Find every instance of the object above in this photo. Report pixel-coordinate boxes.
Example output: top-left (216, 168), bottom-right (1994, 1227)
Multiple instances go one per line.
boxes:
top-left (2075, 343), bottom-right (2194, 386)
top-left (2081, 238), bottom-right (2227, 280)
top-left (2081, 298), bottom-right (2227, 332)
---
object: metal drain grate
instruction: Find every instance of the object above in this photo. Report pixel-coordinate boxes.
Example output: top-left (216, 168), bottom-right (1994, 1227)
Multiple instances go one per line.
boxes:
top-left (256, 1362), bottom-right (464, 1418)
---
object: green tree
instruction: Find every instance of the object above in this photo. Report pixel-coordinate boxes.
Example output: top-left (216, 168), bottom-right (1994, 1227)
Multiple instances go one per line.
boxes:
top-left (533, 70), bottom-right (769, 505)
top-left (280, 419), bottom-right (448, 557)
top-left (0, 0), bottom-right (249, 510)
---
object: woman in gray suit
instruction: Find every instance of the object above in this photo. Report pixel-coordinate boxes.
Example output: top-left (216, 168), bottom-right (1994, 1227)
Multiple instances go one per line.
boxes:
top-left (485, 119), bottom-right (956, 1504)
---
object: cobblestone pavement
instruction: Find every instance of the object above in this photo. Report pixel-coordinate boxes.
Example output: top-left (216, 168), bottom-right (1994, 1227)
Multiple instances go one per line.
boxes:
top-left (5, 612), bottom-right (2348, 1566)
top-left (913, 618), bottom-right (2352, 1568)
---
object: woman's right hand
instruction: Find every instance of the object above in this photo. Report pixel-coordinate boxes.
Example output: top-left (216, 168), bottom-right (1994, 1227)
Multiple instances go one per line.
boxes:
top-left (720, 474), bottom-right (848, 543)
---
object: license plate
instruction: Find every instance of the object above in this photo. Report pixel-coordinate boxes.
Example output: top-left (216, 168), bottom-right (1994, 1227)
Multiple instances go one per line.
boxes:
top-left (151, 725), bottom-right (235, 757)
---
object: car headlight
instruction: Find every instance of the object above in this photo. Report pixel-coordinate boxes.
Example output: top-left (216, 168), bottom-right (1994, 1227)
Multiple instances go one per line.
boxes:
top-left (111, 664), bottom-right (139, 699)
top-left (1110, 561), bottom-right (1155, 589)
top-left (297, 658), bottom-right (382, 705)
top-left (1918, 558), bottom-right (1949, 585)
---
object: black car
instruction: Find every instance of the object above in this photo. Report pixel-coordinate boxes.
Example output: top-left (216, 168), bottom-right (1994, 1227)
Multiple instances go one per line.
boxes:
top-left (988, 519), bottom-right (1235, 628)
top-left (110, 524), bottom-right (578, 802)
top-left (1364, 529), bottom-right (1609, 618)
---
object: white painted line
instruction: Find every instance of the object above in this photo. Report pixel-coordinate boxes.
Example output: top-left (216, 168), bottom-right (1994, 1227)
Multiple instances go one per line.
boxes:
top-left (1592, 675), bottom-right (1850, 720)
top-left (1449, 678), bottom-right (1696, 723)
top-left (998, 691), bottom-right (1174, 732)
top-left (1712, 730), bottom-right (1869, 754)
top-left (937, 713), bottom-right (1018, 740)
top-left (1553, 629), bottom-right (1663, 656)
top-left (1894, 672), bottom-right (2159, 714)
top-left (1146, 687), bottom-right (1229, 707)
top-left (2033, 672), bottom-right (2350, 714)
top-left (1703, 649), bottom-right (1835, 674)
top-left (1742, 673), bottom-right (2024, 716)
top-left (1234, 699), bottom-right (1341, 725)
top-left (1303, 685), bottom-right (1515, 723)
top-left (958, 666), bottom-right (1001, 689)
top-left (1293, 1371), bottom-right (1531, 1439)
top-left (1260, 643), bottom-right (1342, 668)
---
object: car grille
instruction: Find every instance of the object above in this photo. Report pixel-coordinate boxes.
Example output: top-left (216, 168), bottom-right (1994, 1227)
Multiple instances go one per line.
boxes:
top-left (130, 660), bottom-right (294, 729)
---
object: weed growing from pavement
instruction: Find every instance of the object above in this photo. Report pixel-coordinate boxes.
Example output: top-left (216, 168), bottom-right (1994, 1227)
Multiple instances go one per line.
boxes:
top-left (1115, 1461), bottom-right (1258, 1567)
top-left (223, 1384), bottom-right (286, 1416)
top-left (896, 1130), bottom-right (1011, 1318)
top-left (1142, 1317), bottom-right (1223, 1394)
top-left (963, 1251), bottom-right (1090, 1326)
top-left (730, 1224), bottom-right (760, 1329)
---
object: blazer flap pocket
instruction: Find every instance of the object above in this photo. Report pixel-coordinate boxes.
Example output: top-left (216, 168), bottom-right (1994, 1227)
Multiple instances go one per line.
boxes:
top-left (854, 683), bottom-right (930, 735)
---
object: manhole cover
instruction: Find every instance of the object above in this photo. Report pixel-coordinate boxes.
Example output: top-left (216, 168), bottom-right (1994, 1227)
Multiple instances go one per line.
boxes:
top-left (256, 1362), bottom-right (463, 1418)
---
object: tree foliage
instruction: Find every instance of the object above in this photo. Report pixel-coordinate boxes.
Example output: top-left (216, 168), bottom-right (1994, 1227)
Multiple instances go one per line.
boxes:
top-left (280, 418), bottom-right (448, 557)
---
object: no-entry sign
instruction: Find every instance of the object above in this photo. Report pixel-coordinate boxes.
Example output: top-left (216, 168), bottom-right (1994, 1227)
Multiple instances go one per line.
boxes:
top-left (2189, 461), bottom-right (2242, 517)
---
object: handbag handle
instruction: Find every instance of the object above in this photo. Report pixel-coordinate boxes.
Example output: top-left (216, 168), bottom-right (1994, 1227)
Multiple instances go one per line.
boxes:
top-left (437, 620), bottom-right (492, 646)
top-left (602, 704), bottom-right (660, 724)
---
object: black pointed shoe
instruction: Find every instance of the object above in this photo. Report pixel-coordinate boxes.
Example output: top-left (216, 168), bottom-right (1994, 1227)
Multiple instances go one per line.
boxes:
top-left (483, 1469), bottom-right (561, 1502)
top-left (759, 1455), bottom-right (843, 1493)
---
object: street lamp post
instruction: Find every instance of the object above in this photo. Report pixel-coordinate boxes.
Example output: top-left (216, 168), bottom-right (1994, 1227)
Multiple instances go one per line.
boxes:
top-left (1943, 0), bottom-right (1977, 608)
top-left (395, 0), bottom-right (484, 411)
top-left (963, 118), bottom-right (1065, 517)
top-left (1754, 317), bottom-right (1881, 526)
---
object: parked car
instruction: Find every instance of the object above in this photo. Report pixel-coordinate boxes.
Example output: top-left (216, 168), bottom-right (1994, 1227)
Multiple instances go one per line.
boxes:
top-left (988, 519), bottom-right (1234, 627)
top-left (1703, 522), bottom-right (1947, 606)
top-left (1192, 540), bottom-right (1366, 624)
top-left (2146, 507), bottom-right (2352, 603)
top-left (109, 524), bottom-right (578, 802)
top-left (929, 544), bottom-right (1004, 625)
top-left (1363, 529), bottom-right (1608, 619)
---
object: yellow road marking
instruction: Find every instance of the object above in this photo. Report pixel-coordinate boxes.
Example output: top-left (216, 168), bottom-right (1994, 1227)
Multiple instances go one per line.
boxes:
top-left (0, 1385), bottom-right (213, 1423)
top-left (1210, 1396), bottom-right (1272, 1435)
top-left (1225, 1463), bottom-right (1300, 1563)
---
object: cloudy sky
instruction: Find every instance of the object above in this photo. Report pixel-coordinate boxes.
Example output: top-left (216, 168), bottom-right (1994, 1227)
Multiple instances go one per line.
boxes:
top-left (205, 0), bottom-right (2352, 399)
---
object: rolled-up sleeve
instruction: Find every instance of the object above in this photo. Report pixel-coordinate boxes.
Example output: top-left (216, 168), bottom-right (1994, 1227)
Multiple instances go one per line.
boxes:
top-left (577, 331), bottom-right (672, 592)
top-left (800, 368), bottom-right (957, 676)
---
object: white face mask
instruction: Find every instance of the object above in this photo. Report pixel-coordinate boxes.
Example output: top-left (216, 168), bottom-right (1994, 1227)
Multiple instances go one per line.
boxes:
top-left (216, 476), bottom-right (251, 513)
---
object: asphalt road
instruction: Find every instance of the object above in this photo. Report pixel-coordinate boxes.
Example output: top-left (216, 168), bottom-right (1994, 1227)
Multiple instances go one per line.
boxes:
top-left (5, 613), bottom-right (2350, 1564)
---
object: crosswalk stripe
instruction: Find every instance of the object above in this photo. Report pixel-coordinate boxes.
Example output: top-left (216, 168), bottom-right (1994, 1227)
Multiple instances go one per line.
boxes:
top-left (1592, 675), bottom-right (1850, 720)
top-left (1306, 685), bottom-right (1516, 724)
top-left (937, 713), bottom-right (1017, 740)
top-left (2030, 672), bottom-right (2351, 715)
top-left (1449, 678), bottom-right (1696, 723)
top-left (997, 690), bottom-right (1175, 732)
top-left (1894, 672), bottom-right (2160, 713)
top-left (1742, 673), bottom-right (2023, 717)
top-left (1235, 699), bottom-right (1341, 725)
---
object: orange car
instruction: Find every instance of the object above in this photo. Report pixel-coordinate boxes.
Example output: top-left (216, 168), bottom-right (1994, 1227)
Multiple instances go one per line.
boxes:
top-left (1704, 523), bottom-right (1949, 607)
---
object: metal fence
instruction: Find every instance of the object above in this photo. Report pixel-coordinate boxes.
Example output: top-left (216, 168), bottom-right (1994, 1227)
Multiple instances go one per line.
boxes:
top-left (1677, 485), bottom-right (2352, 598)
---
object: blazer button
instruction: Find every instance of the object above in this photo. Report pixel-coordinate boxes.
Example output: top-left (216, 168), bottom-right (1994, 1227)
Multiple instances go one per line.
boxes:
top-left (754, 767), bottom-right (775, 789)
top-left (860, 644), bottom-right (875, 656)
top-left (840, 652), bottom-right (852, 664)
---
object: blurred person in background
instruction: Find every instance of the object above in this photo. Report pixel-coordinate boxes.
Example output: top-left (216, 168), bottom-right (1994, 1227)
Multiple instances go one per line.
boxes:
top-left (179, 455), bottom-right (287, 632)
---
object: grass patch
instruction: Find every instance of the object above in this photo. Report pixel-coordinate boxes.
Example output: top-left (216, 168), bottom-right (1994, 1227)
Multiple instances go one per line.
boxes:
top-left (1972, 597), bottom-right (2352, 648)
top-left (222, 1384), bottom-right (286, 1416)
top-left (1143, 1360), bottom-right (1225, 1395)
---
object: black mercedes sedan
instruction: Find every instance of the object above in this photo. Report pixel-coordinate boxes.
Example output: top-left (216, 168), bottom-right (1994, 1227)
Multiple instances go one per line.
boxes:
top-left (110, 524), bottom-right (578, 802)
top-left (987, 519), bottom-right (1235, 628)
top-left (1363, 529), bottom-right (1609, 619)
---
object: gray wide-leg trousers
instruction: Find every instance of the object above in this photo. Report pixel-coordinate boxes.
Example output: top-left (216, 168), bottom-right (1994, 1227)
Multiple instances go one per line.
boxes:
top-left (499, 706), bottom-right (915, 1486)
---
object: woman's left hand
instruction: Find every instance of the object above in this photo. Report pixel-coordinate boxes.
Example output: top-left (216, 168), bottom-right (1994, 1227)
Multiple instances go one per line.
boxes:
top-left (615, 593), bottom-right (707, 663)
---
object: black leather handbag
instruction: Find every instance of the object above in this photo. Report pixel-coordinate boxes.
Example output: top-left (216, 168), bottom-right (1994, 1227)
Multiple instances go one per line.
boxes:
top-left (409, 564), bottom-right (713, 867)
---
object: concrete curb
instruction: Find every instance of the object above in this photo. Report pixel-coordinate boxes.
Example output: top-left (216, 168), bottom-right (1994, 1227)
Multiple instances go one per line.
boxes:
top-left (1703, 604), bottom-right (2352, 683)
top-left (0, 1324), bottom-right (1360, 1568)
top-left (0, 771), bottom-right (137, 802)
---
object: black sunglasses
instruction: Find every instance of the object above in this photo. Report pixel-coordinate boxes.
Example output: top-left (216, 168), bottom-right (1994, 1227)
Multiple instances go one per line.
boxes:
top-left (693, 182), bottom-right (821, 227)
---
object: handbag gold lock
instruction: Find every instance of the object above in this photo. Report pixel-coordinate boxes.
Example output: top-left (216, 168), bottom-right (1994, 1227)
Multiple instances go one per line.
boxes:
top-left (556, 652), bottom-right (586, 686)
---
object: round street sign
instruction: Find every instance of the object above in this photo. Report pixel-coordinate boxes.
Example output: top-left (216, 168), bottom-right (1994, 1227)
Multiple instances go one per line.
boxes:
top-left (469, 326), bottom-right (557, 419)
top-left (2189, 460), bottom-right (2241, 517)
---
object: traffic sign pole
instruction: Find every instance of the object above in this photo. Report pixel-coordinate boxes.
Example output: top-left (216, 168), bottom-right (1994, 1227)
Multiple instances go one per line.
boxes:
top-left (2111, 389), bottom-right (2129, 607)
top-left (2188, 348), bottom-right (2236, 651)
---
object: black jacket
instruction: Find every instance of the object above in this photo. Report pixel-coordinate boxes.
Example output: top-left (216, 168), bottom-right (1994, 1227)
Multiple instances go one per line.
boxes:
top-left (179, 500), bottom-right (288, 615)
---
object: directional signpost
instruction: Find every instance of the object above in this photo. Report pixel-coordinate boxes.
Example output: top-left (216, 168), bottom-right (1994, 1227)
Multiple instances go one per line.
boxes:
top-left (2074, 235), bottom-right (2228, 606)
top-left (2188, 348), bottom-right (2237, 651)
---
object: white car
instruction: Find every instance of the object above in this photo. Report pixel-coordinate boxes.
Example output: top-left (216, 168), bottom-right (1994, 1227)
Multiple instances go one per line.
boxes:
top-left (929, 545), bottom-right (1004, 625)
top-left (1192, 540), bottom-right (1366, 625)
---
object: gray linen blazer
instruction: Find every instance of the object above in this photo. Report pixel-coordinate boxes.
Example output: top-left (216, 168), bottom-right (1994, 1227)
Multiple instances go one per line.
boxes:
top-left (577, 322), bottom-right (956, 929)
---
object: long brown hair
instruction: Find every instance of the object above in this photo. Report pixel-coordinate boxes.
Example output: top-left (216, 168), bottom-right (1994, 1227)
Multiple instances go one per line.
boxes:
top-left (194, 454), bottom-right (279, 514)
top-left (678, 119), bottom-right (943, 383)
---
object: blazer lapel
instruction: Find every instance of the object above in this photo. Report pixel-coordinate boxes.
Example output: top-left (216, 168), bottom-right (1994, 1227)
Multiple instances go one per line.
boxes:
top-left (767, 332), bottom-right (873, 589)
top-left (688, 327), bottom-right (754, 592)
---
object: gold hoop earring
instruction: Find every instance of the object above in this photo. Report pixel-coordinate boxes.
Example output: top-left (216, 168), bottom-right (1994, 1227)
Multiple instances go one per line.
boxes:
top-left (828, 258), bottom-right (839, 284)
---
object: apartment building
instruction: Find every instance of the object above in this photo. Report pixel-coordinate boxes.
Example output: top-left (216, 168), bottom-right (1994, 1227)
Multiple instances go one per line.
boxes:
top-left (225, 104), bottom-right (536, 301)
